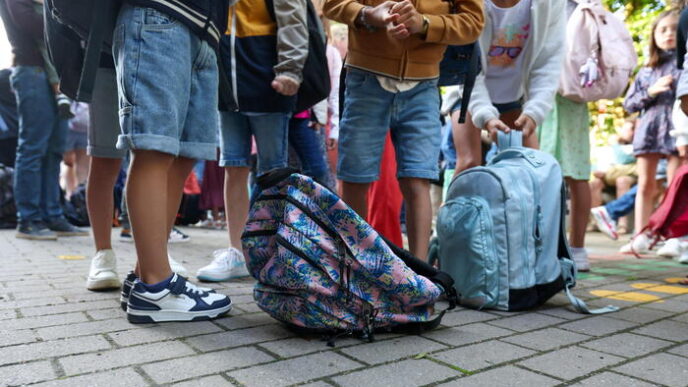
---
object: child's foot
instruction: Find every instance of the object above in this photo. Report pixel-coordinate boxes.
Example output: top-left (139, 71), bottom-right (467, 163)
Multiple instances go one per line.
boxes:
top-left (120, 271), bottom-right (214, 311)
top-left (127, 274), bottom-right (231, 323)
top-left (169, 227), bottom-right (191, 243)
top-left (590, 206), bottom-right (618, 240)
top-left (86, 249), bottom-right (121, 290)
top-left (657, 238), bottom-right (681, 258)
top-left (619, 234), bottom-right (650, 255)
top-left (119, 228), bottom-right (133, 242)
top-left (197, 247), bottom-right (250, 282)
top-left (571, 248), bottom-right (591, 272)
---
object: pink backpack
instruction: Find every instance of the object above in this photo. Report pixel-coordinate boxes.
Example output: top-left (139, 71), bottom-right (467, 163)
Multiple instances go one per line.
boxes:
top-left (559, 0), bottom-right (637, 102)
top-left (242, 170), bottom-right (457, 345)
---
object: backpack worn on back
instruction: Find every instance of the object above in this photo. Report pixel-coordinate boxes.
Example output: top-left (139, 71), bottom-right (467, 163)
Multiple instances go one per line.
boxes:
top-left (265, 0), bottom-right (331, 113)
top-left (436, 132), bottom-right (616, 313)
top-left (242, 171), bottom-right (457, 344)
top-left (558, 0), bottom-right (637, 103)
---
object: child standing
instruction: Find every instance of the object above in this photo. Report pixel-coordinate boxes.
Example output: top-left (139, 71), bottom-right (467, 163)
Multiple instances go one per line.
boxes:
top-left (114, 0), bottom-right (232, 322)
top-left (452, 0), bottom-right (566, 173)
top-left (621, 10), bottom-right (681, 254)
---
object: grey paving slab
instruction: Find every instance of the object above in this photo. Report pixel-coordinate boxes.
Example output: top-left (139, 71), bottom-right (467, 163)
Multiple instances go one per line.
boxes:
top-left (35, 318), bottom-right (136, 340)
top-left (228, 352), bottom-right (362, 387)
top-left (3, 311), bottom-right (89, 330)
top-left (671, 312), bottom-right (688, 323)
top-left (185, 325), bottom-right (292, 352)
top-left (501, 328), bottom-right (590, 351)
top-left (0, 297), bottom-right (67, 310)
top-left (259, 337), bottom-right (358, 358)
top-left (108, 321), bottom-right (224, 346)
top-left (0, 360), bottom-right (56, 386)
top-left (640, 298), bottom-right (688, 313)
top-left (0, 309), bottom-right (16, 320)
top-left (572, 371), bottom-right (657, 387)
top-left (59, 341), bottom-right (196, 376)
top-left (213, 312), bottom-right (276, 330)
top-left (20, 299), bottom-right (115, 317)
top-left (422, 323), bottom-right (515, 347)
top-left (0, 329), bottom-right (37, 347)
top-left (340, 336), bottom-right (447, 365)
top-left (0, 335), bottom-right (111, 366)
top-left (440, 309), bottom-right (498, 326)
top-left (518, 346), bottom-right (625, 380)
top-left (142, 347), bottom-right (275, 384)
top-left (488, 313), bottom-right (567, 332)
top-left (170, 375), bottom-right (234, 387)
top-left (611, 307), bottom-right (675, 324)
top-left (536, 307), bottom-right (590, 320)
top-left (559, 316), bottom-right (637, 337)
top-left (300, 382), bottom-right (334, 387)
top-left (632, 319), bottom-right (688, 342)
top-left (580, 332), bottom-right (673, 358)
top-left (30, 368), bottom-right (148, 387)
top-left (431, 340), bottom-right (536, 372)
top-left (614, 353), bottom-right (688, 387)
top-left (332, 359), bottom-right (458, 387)
top-left (668, 343), bottom-right (688, 357)
top-left (436, 365), bottom-right (559, 387)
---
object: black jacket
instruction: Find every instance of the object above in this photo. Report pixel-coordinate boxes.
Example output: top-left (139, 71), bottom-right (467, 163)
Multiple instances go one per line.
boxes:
top-left (0, 0), bottom-right (44, 66)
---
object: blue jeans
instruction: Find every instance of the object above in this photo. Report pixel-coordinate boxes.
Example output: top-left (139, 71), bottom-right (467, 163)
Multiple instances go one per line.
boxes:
top-left (288, 117), bottom-right (330, 185)
top-left (605, 185), bottom-right (637, 221)
top-left (338, 68), bottom-right (442, 183)
top-left (10, 66), bottom-right (67, 223)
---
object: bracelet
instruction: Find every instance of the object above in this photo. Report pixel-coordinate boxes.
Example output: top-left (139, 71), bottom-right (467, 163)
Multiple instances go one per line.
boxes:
top-left (359, 6), bottom-right (377, 32)
top-left (421, 15), bottom-right (429, 37)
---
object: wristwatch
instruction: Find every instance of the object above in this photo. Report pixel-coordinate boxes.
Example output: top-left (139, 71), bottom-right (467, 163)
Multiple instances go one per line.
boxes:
top-left (421, 15), bottom-right (429, 37)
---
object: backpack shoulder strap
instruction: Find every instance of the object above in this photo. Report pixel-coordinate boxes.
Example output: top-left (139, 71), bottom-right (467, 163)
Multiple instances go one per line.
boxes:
top-left (76, 0), bottom-right (119, 101)
top-left (557, 183), bottom-right (619, 314)
top-left (457, 42), bottom-right (480, 124)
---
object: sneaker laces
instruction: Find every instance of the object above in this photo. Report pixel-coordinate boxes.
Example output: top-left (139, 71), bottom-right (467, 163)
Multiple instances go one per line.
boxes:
top-left (170, 276), bottom-right (207, 297)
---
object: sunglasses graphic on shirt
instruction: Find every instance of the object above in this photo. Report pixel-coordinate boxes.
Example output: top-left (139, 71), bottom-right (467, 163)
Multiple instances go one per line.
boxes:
top-left (488, 46), bottom-right (523, 59)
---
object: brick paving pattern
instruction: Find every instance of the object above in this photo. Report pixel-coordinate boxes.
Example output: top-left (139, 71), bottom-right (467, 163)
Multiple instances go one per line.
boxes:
top-left (2, 228), bottom-right (688, 386)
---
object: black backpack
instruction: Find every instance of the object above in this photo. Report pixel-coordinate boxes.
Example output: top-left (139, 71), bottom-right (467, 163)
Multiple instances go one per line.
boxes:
top-left (61, 185), bottom-right (90, 227)
top-left (0, 164), bottom-right (16, 229)
top-left (266, 0), bottom-right (331, 112)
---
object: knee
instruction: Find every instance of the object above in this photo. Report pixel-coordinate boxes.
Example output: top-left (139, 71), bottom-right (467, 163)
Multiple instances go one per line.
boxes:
top-left (398, 178), bottom-right (430, 199)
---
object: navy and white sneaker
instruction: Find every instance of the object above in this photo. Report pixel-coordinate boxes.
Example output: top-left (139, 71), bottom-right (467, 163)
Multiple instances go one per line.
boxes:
top-left (126, 274), bottom-right (231, 323)
top-left (120, 271), bottom-right (215, 311)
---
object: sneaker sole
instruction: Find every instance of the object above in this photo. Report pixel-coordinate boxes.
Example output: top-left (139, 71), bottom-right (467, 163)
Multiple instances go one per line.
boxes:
top-left (168, 238), bottom-right (190, 244)
top-left (127, 303), bottom-right (232, 324)
top-left (119, 237), bottom-right (133, 243)
top-left (197, 273), bottom-right (250, 282)
top-left (55, 231), bottom-right (90, 237)
top-left (591, 211), bottom-right (618, 241)
top-left (15, 233), bottom-right (57, 241)
top-left (86, 278), bottom-right (121, 291)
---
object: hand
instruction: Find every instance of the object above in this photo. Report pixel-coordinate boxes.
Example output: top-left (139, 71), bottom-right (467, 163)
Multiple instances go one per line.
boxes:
top-left (514, 114), bottom-right (537, 139)
top-left (681, 95), bottom-right (688, 116)
top-left (648, 75), bottom-right (673, 98)
top-left (679, 145), bottom-right (688, 160)
top-left (363, 2), bottom-right (397, 28)
top-left (390, 0), bottom-right (424, 35)
top-left (308, 121), bottom-right (324, 131)
top-left (485, 118), bottom-right (511, 137)
top-left (271, 75), bottom-right (300, 96)
top-left (326, 138), bottom-right (338, 151)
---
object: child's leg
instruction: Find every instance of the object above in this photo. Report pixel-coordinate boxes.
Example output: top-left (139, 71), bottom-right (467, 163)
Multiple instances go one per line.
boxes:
top-left (224, 167), bottom-right (250, 251)
top-left (634, 155), bottom-right (660, 233)
top-left (87, 157), bottom-right (122, 251)
top-left (667, 155), bottom-right (681, 184)
top-left (166, 157), bottom-right (196, 236)
top-left (566, 178), bottom-right (592, 248)
top-left (451, 110), bottom-right (482, 174)
top-left (126, 150), bottom-right (174, 284)
top-left (399, 178), bottom-right (432, 259)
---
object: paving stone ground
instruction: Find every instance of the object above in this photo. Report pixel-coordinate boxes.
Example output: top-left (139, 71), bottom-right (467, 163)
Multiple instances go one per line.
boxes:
top-left (2, 228), bottom-right (688, 386)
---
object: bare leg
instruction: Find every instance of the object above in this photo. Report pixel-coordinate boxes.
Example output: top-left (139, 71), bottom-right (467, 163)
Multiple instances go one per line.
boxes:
top-left (341, 181), bottom-right (371, 220)
top-left (86, 156), bottom-right (123, 251)
top-left (566, 178), bottom-right (591, 248)
top-left (126, 150), bottom-right (174, 284)
top-left (634, 155), bottom-right (660, 233)
top-left (667, 155), bottom-right (681, 185)
top-left (224, 167), bottom-right (250, 251)
top-left (74, 148), bottom-right (90, 185)
top-left (451, 110), bottom-right (482, 175)
top-left (166, 157), bottom-right (196, 235)
top-left (615, 175), bottom-right (634, 232)
top-left (399, 178), bottom-right (432, 260)
top-left (590, 176), bottom-right (605, 208)
top-left (62, 150), bottom-right (78, 198)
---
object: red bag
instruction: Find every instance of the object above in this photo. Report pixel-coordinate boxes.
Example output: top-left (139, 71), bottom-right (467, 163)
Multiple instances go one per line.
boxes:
top-left (644, 165), bottom-right (688, 244)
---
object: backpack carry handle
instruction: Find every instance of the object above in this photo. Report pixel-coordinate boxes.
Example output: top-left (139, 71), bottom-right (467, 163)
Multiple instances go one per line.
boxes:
top-left (497, 130), bottom-right (523, 151)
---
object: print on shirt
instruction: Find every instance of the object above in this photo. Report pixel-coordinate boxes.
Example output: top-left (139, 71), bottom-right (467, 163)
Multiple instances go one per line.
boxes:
top-left (488, 23), bottom-right (529, 67)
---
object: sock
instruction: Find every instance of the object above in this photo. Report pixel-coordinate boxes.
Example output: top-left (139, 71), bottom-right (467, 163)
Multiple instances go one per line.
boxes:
top-left (571, 247), bottom-right (587, 256)
top-left (140, 273), bottom-right (174, 293)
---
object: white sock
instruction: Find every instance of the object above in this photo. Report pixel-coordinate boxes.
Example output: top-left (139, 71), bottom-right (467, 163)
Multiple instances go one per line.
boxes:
top-left (571, 247), bottom-right (587, 256)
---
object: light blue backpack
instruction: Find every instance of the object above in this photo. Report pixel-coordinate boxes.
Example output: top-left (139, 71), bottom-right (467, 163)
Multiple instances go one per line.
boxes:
top-left (436, 132), bottom-right (616, 313)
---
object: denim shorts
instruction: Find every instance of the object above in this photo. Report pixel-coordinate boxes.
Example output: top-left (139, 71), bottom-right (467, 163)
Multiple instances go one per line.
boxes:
top-left (65, 130), bottom-right (87, 151)
top-left (113, 4), bottom-right (218, 160)
top-left (338, 69), bottom-right (442, 183)
top-left (450, 98), bottom-right (523, 115)
top-left (219, 111), bottom-right (290, 175)
top-left (88, 67), bottom-right (126, 159)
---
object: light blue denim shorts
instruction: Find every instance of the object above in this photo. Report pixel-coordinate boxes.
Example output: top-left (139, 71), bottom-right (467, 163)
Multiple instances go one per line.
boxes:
top-left (338, 68), bottom-right (442, 183)
top-left (219, 111), bottom-right (290, 176)
top-left (113, 4), bottom-right (218, 160)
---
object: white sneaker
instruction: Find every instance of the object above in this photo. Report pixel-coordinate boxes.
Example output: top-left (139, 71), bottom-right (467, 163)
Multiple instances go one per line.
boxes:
top-left (127, 274), bottom-right (231, 323)
top-left (590, 206), bottom-right (618, 240)
top-left (86, 249), bottom-right (121, 290)
top-left (572, 249), bottom-right (591, 272)
top-left (677, 250), bottom-right (688, 264)
top-left (657, 238), bottom-right (682, 258)
top-left (619, 234), bottom-right (650, 255)
top-left (168, 227), bottom-right (190, 243)
top-left (168, 254), bottom-right (189, 278)
top-left (197, 247), bottom-right (250, 282)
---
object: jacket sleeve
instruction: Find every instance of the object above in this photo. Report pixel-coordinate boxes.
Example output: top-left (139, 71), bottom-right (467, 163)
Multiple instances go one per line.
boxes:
top-left (521, 0), bottom-right (566, 127)
top-left (273, 0), bottom-right (309, 83)
top-left (6, 0), bottom-right (44, 42)
top-left (468, 29), bottom-right (499, 130)
top-left (424, 0), bottom-right (484, 46)
top-left (322, 0), bottom-right (365, 27)
top-left (623, 68), bottom-right (655, 114)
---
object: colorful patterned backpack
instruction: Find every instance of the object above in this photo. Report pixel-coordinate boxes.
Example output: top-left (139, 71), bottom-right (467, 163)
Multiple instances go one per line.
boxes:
top-left (242, 170), bottom-right (457, 344)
